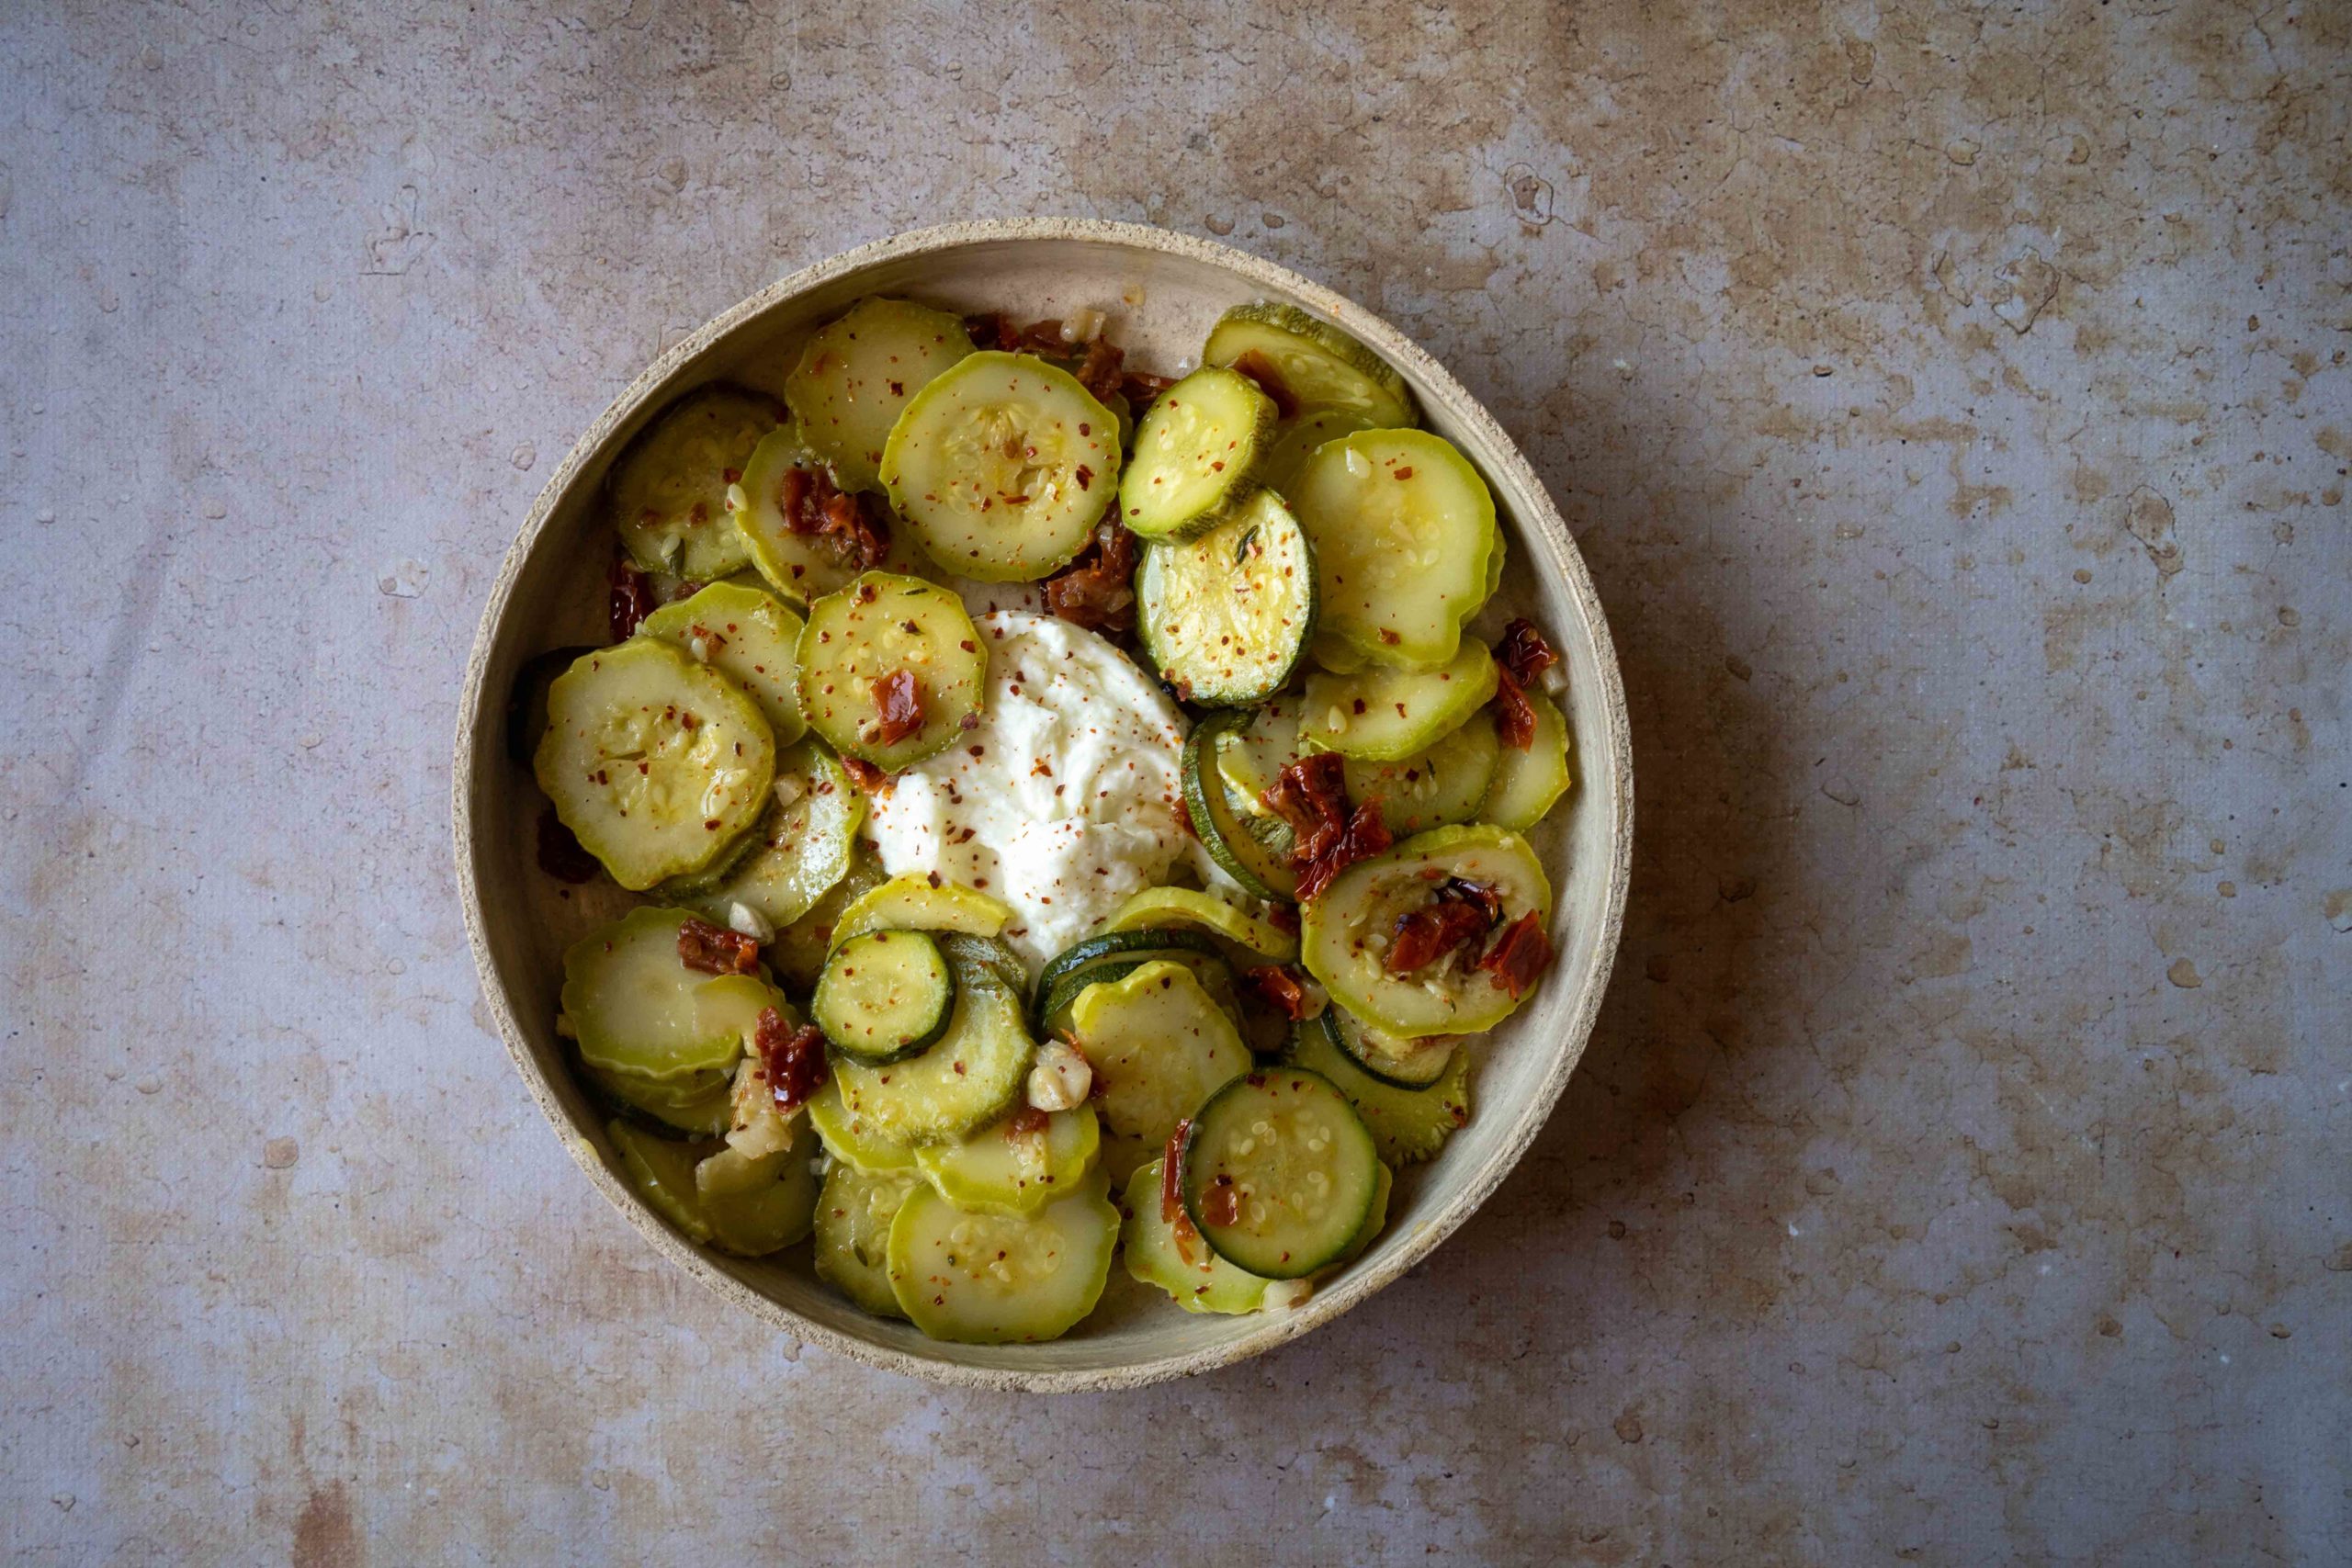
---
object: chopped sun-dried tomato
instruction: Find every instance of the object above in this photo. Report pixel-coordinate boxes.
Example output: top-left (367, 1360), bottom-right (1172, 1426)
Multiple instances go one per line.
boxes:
top-left (870, 670), bottom-right (926, 746)
top-left (755, 1010), bottom-right (830, 1112)
top-left (1198, 1175), bottom-right (1242, 1227)
top-left (677, 916), bottom-right (760, 976)
top-left (1238, 964), bottom-right (1311, 1021)
top-left (1496, 618), bottom-right (1560, 686)
top-left (1228, 350), bottom-right (1300, 420)
top-left (778, 463), bottom-right (889, 569)
top-left (1042, 523), bottom-right (1139, 635)
top-left (1477, 912), bottom-right (1555, 998)
top-left (1265, 752), bottom-right (1391, 900)
top-left (1491, 668), bottom-right (1540, 750)
top-left (1385, 887), bottom-right (1498, 976)
top-left (536, 807), bottom-right (599, 884)
top-left (1007, 1105), bottom-right (1051, 1137)
top-left (1073, 336), bottom-right (1126, 404)
top-left (608, 553), bottom-right (660, 640)
top-left (1160, 1122), bottom-right (1190, 1224)
top-left (842, 756), bottom-right (888, 792)
top-left (1120, 368), bottom-right (1177, 404)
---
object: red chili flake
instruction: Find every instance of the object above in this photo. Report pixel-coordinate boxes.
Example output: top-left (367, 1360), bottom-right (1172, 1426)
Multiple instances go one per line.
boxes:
top-left (536, 808), bottom-right (598, 884)
top-left (1491, 668), bottom-right (1539, 750)
top-left (1496, 617), bottom-right (1561, 686)
top-left (778, 463), bottom-right (889, 568)
top-left (1160, 1122), bottom-right (1190, 1224)
top-left (1228, 350), bottom-right (1299, 420)
top-left (869, 671), bottom-right (926, 746)
top-left (754, 1010), bottom-right (830, 1113)
top-left (1007, 1105), bottom-right (1051, 1137)
top-left (1238, 964), bottom-right (1311, 1021)
top-left (1478, 912), bottom-right (1555, 998)
top-left (677, 916), bottom-right (760, 976)
top-left (1394, 466), bottom-right (1415, 480)
top-left (608, 553), bottom-right (659, 640)
top-left (842, 756), bottom-right (889, 792)
top-left (1074, 336), bottom-right (1126, 403)
top-left (1042, 522), bottom-right (1139, 635)
top-left (1385, 895), bottom-right (1496, 976)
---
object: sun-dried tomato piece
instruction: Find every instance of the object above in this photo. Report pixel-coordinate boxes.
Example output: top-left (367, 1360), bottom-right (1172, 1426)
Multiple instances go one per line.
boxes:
top-left (1496, 618), bottom-right (1560, 686)
top-left (609, 553), bottom-right (660, 641)
top-left (869, 670), bottom-right (927, 747)
top-left (1477, 912), bottom-right (1555, 998)
top-left (841, 756), bottom-right (889, 793)
top-left (779, 463), bottom-right (889, 569)
top-left (1042, 523), bottom-right (1139, 635)
top-left (1238, 964), bottom-right (1311, 1021)
top-left (1160, 1121), bottom-right (1190, 1225)
top-left (1228, 350), bottom-right (1299, 420)
top-left (677, 916), bottom-right (760, 976)
top-left (1120, 368), bottom-right (1177, 404)
top-left (1263, 752), bottom-right (1350, 857)
top-left (754, 1010), bottom-right (830, 1112)
top-left (536, 807), bottom-right (599, 885)
top-left (1491, 668), bottom-right (1539, 750)
top-left (1296, 800), bottom-right (1391, 903)
top-left (1198, 1174), bottom-right (1241, 1227)
top-left (1073, 336), bottom-right (1126, 404)
top-left (1385, 895), bottom-right (1496, 976)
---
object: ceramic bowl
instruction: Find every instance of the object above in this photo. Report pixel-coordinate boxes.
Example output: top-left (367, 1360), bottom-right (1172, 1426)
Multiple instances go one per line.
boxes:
top-left (453, 220), bottom-right (1631, 1391)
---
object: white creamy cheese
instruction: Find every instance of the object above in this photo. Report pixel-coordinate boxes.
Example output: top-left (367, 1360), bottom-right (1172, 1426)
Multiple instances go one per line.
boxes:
top-left (863, 610), bottom-right (1221, 977)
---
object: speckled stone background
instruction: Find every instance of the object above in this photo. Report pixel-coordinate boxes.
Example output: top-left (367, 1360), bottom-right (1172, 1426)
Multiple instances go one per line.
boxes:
top-left (5, 1), bottom-right (2347, 1562)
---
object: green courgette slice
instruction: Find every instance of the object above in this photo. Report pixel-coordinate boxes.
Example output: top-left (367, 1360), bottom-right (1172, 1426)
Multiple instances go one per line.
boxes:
top-left (606, 1119), bottom-right (819, 1258)
top-left (533, 639), bottom-right (776, 891)
top-left (1286, 1014), bottom-right (1473, 1165)
top-left (1121, 1158), bottom-right (1295, 1314)
top-left (560, 907), bottom-right (777, 1080)
top-left (1179, 1067), bottom-right (1382, 1279)
top-left (1257, 407), bottom-right (1377, 497)
top-left (880, 350), bottom-right (1123, 581)
top-left (1323, 1005), bottom-right (1457, 1089)
top-left (661, 739), bottom-right (864, 933)
top-left (806, 1077), bottom-right (918, 1174)
top-left (828, 874), bottom-right (1015, 953)
top-left (1117, 366), bottom-right (1277, 540)
top-left (1480, 688), bottom-right (1575, 830)
top-left (815, 1164), bottom-right (918, 1317)
top-left (1202, 303), bottom-right (1416, 429)
top-left (729, 425), bottom-right (870, 607)
top-left (1341, 711), bottom-right (1500, 839)
top-left (797, 571), bottom-right (989, 770)
top-left (786, 297), bottom-right (976, 494)
top-left (1182, 711), bottom-right (1299, 899)
top-left (1298, 638), bottom-right (1498, 761)
top-left (637, 579), bottom-right (808, 745)
top-left (886, 1168), bottom-right (1119, 1345)
top-left (826, 960), bottom-right (1035, 1146)
top-left (812, 930), bottom-right (956, 1066)
top-left (606, 385), bottom-right (782, 579)
top-left (1032, 927), bottom-right (1222, 1011)
top-left (1290, 429), bottom-right (1499, 671)
top-left (915, 1103), bottom-right (1102, 1216)
top-left (1069, 960), bottom-right (1253, 1181)
top-left (1136, 489), bottom-right (1317, 705)
top-left (1103, 886), bottom-right (1298, 963)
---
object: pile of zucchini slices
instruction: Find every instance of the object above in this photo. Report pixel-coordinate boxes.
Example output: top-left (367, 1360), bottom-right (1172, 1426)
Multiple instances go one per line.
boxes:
top-left (522, 295), bottom-right (1576, 1345)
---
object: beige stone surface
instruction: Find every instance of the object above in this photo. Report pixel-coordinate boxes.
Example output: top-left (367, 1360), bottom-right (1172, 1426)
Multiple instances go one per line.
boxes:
top-left (4, 1), bottom-right (2346, 1562)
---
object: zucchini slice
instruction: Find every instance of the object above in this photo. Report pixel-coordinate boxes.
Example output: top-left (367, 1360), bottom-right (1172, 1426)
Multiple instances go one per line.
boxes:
top-left (1136, 490), bottom-right (1317, 705)
top-left (1258, 407), bottom-right (1377, 497)
top-left (1121, 1158), bottom-right (1294, 1315)
top-left (1209, 698), bottom-right (1306, 840)
top-left (887, 1168), bottom-right (1119, 1345)
top-left (1480, 688), bottom-right (1575, 830)
top-left (827, 972), bottom-right (1035, 1145)
top-left (1032, 927), bottom-right (1222, 1010)
top-left (1325, 1006), bottom-right (1457, 1089)
top-left (1035, 948), bottom-right (1238, 1040)
top-left (934, 933), bottom-right (1031, 1000)
top-left (506, 644), bottom-right (597, 764)
top-left (729, 426), bottom-right (871, 607)
top-left (767, 852), bottom-right (888, 991)
top-left (1117, 366), bottom-right (1277, 540)
top-left (797, 571), bottom-right (988, 770)
top-left (607, 385), bottom-right (782, 579)
top-left (815, 1164), bottom-right (918, 1317)
top-left (1287, 1013), bottom-right (1473, 1165)
top-left (828, 873), bottom-right (1015, 953)
top-left (1342, 710), bottom-right (1500, 838)
top-left (608, 1119), bottom-right (818, 1257)
top-left (607, 1120), bottom-right (716, 1244)
top-left (533, 639), bottom-right (776, 891)
top-left (1299, 638), bottom-right (1498, 761)
top-left (1299, 825), bottom-right (1553, 1038)
top-left (560, 907), bottom-right (776, 1080)
top-left (1104, 886), bottom-right (1298, 964)
top-left (664, 739), bottom-right (864, 933)
top-left (1202, 303), bottom-right (1416, 430)
top-left (785, 297), bottom-right (976, 494)
top-left (1182, 710), bottom-right (1299, 900)
top-left (1179, 1067), bottom-right (1382, 1279)
top-left (915, 1103), bottom-right (1102, 1216)
top-left (638, 580), bottom-right (808, 745)
top-left (1291, 430), bottom-right (1499, 671)
top-left (806, 1077), bottom-right (918, 1173)
top-left (1068, 960), bottom-right (1253, 1181)
top-left (880, 350), bottom-right (1122, 582)
top-left (812, 930), bottom-right (956, 1066)
top-left (583, 1057), bottom-right (734, 1137)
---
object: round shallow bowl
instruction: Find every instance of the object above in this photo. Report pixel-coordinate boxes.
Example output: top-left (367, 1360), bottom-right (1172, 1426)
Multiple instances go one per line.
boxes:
top-left (454, 220), bottom-right (1631, 1392)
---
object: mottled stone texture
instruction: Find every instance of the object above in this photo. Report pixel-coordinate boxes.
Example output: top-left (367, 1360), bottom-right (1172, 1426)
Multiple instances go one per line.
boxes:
top-left (2, 1), bottom-right (2346, 1562)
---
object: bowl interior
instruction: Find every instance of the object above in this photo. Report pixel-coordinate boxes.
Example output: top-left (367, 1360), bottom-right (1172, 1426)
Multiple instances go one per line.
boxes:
top-left (457, 222), bottom-right (1630, 1390)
